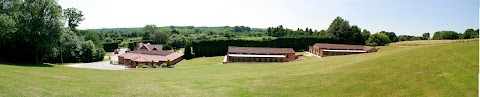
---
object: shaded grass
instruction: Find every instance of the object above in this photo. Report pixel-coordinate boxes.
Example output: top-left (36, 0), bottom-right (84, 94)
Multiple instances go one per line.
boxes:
top-left (0, 41), bottom-right (477, 96)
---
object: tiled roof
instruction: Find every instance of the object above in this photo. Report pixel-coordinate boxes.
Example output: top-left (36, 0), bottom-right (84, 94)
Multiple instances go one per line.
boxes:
top-left (119, 51), bottom-right (183, 62)
top-left (136, 43), bottom-right (163, 51)
top-left (312, 43), bottom-right (377, 51)
top-left (228, 46), bottom-right (295, 54)
top-left (144, 45), bottom-right (163, 51)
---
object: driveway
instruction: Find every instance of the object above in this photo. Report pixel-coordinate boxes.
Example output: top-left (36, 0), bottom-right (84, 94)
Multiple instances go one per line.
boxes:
top-left (65, 48), bottom-right (129, 70)
top-left (65, 61), bottom-right (127, 70)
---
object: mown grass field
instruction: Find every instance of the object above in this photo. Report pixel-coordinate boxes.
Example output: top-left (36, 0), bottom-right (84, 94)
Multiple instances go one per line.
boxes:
top-left (0, 40), bottom-right (477, 96)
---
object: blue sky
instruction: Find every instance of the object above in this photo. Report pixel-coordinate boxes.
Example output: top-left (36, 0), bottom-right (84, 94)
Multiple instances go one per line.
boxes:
top-left (58, 0), bottom-right (478, 36)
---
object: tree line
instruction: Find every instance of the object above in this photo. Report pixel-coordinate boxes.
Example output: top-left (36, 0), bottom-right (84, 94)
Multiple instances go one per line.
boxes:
top-left (0, 0), bottom-right (104, 64)
top-left (265, 16), bottom-right (479, 46)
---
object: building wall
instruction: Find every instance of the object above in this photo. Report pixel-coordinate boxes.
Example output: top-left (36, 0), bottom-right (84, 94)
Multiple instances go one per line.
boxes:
top-left (226, 53), bottom-right (295, 63)
top-left (172, 56), bottom-right (183, 64)
top-left (118, 56), bottom-right (125, 64)
top-left (309, 47), bottom-right (324, 57)
top-left (285, 53), bottom-right (296, 62)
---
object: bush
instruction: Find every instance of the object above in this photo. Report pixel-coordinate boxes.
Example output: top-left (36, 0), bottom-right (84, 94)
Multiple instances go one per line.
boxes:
top-left (151, 60), bottom-right (156, 68)
top-left (365, 33), bottom-right (391, 46)
top-left (166, 59), bottom-right (173, 68)
top-left (184, 46), bottom-right (193, 60)
top-left (103, 42), bottom-right (119, 52)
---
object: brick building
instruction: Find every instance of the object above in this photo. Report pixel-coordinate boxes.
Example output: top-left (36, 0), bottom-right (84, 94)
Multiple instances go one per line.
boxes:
top-left (224, 46), bottom-right (296, 63)
top-left (309, 43), bottom-right (379, 57)
top-left (118, 43), bottom-right (182, 68)
top-left (135, 42), bottom-right (163, 51)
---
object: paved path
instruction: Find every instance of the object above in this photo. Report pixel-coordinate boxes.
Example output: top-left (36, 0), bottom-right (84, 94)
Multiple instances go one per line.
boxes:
top-left (65, 61), bottom-right (127, 70)
top-left (65, 48), bottom-right (129, 70)
top-left (304, 52), bottom-right (322, 58)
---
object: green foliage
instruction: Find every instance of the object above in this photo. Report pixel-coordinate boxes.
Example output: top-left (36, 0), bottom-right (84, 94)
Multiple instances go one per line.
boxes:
top-left (0, 0), bottom-right (64, 63)
top-left (366, 33), bottom-right (391, 46)
top-left (0, 14), bottom-right (16, 45)
top-left (361, 29), bottom-right (371, 42)
top-left (398, 35), bottom-right (423, 41)
top-left (379, 31), bottom-right (399, 42)
top-left (422, 33), bottom-right (430, 40)
top-left (103, 43), bottom-right (119, 52)
top-left (166, 59), bottom-right (172, 68)
top-left (167, 34), bottom-right (187, 51)
top-left (52, 31), bottom-right (105, 63)
top-left (233, 26), bottom-right (251, 32)
top-left (267, 25), bottom-right (286, 37)
top-left (432, 31), bottom-right (460, 40)
top-left (77, 30), bottom-right (103, 48)
top-left (143, 24), bottom-right (157, 40)
top-left (462, 28), bottom-right (478, 39)
top-left (327, 17), bottom-right (351, 39)
top-left (223, 31), bottom-right (236, 39)
top-left (184, 46), bottom-right (193, 60)
top-left (151, 60), bottom-right (156, 68)
top-left (63, 8), bottom-right (84, 31)
top-left (58, 31), bottom-right (83, 62)
top-left (325, 16), bottom-right (366, 45)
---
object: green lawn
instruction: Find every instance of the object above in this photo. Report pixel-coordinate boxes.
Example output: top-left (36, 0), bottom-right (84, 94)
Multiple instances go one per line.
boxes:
top-left (0, 41), bottom-right (477, 96)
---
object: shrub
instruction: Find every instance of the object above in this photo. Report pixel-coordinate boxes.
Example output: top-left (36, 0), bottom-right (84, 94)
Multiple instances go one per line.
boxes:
top-left (366, 33), bottom-right (391, 46)
top-left (166, 59), bottom-right (173, 68)
top-left (151, 60), bottom-right (156, 68)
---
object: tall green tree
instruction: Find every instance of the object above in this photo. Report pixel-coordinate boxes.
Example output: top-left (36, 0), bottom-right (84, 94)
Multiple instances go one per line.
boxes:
top-left (327, 16), bottom-right (352, 41)
top-left (16, 0), bottom-right (64, 63)
top-left (184, 45), bottom-right (193, 59)
top-left (167, 34), bottom-right (187, 51)
top-left (63, 8), bottom-right (84, 31)
top-left (422, 33), bottom-right (430, 40)
top-left (462, 28), bottom-right (478, 39)
top-left (0, 14), bottom-right (16, 45)
top-left (361, 29), bottom-right (371, 42)
top-left (150, 31), bottom-right (169, 44)
top-left (350, 25), bottom-right (363, 44)
top-left (143, 24), bottom-right (158, 40)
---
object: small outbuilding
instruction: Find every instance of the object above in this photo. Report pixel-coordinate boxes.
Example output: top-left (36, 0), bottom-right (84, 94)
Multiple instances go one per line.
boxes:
top-left (309, 43), bottom-right (379, 57)
top-left (224, 46), bottom-right (296, 63)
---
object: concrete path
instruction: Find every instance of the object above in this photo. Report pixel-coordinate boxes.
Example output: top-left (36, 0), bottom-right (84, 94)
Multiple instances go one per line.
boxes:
top-left (65, 48), bottom-right (129, 70)
top-left (65, 61), bottom-right (127, 70)
top-left (304, 52), bottom-right (322, 58)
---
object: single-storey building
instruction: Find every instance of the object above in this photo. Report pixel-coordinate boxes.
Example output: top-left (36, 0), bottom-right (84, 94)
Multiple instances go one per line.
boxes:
top-left (309, 43), bottom-right (379, 57)
top-left (118, 50), bottom-right (184, 68)
top-left (118, 42), bottom-right (182, 68)
top-left (224, 46), bottom-right (296, 63)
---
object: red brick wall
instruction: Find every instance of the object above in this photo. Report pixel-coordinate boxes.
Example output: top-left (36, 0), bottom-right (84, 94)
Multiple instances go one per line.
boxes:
top-left (118, 56), bottom-right (124, 64)
top-left (172, 56), bottom-right (183, 65)
top-left (281, 53), bottom-right (296, 62)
